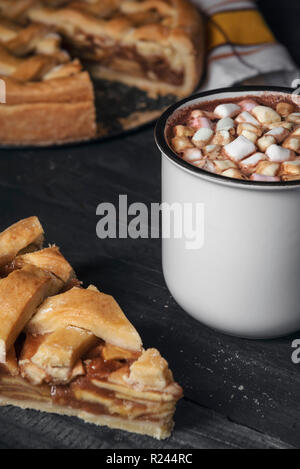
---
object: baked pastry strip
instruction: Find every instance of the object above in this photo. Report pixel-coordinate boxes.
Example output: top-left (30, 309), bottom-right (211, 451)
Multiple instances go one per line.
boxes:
top-left (0, 344), bottom-right (19, 376)
top-left (13, 246), bottom-right (76, 284)
top-left (27, 286), bottom-right (143, 352)
top-left (0, 216), bottom-right (44, 268)
top-left (20, 327), bottom-right (98, 385)
top-left (0, 265), bottom-right (62, 363)
top-left (0, 0), bottom-right (38, 23)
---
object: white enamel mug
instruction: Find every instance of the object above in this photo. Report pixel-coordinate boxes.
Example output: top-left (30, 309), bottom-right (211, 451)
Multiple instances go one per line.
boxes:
top-left (155, 86), bottom-right (300, 339)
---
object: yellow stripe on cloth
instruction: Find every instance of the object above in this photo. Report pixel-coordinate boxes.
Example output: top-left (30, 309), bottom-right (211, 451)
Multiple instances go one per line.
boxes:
top-left (207, 9), bottom-right (276, 51)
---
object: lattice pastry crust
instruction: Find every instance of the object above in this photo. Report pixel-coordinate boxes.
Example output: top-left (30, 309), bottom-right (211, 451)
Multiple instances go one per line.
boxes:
top-left (26, 0), bottom-right (204, 97)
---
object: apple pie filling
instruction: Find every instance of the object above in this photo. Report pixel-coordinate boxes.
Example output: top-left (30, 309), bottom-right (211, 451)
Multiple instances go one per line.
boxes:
top-left (0, 339), bottom-right (181, 428)
top-left (76, 39), bottom-right (185, 86)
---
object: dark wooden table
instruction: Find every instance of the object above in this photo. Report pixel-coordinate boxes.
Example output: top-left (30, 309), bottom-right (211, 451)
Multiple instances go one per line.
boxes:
top-left (0, 0), bottom-right (300, 450)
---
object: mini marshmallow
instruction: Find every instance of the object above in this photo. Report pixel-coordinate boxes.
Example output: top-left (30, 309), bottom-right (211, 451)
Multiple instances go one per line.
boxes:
top-left (190, 110), bottom-right (202, 118)
top-left (267, 121), bottom-right (293, 131)
top-left (213, 160), bottom-right (236, 173)
top-left (238, 99), bottom-right (258, 112)
top-left (204, 160), bottom-right (216, 173)
top-left (255, 161), bottom-right (280, 176)
top-left (283, 136), bottom-right (300, 153)
top-left (281, 160), bottom-right (300, 175)
top-left (266, 144), bottom-right (292, 162)
top-left (199, 117), bottom-right (212, 129)
top-left (173, 125), bottom-right (194, 137)
top-left (189, 116), bottom-right (212, 130)
top-left (214, 103), bottom-right (241, 119)
top-left (203, 110), bottom-right (218, 120)
top-left (188, 110), bottom-right (215, 127)
top-left (240, 130), bottom-right (257, 143)
top-left (281, 174), bottom-right (300, 181)
top-left (287, 113), bottom-right (300, 124)
top-left (192, 160), bottom-right (206, 169)
top-left (204, 144), bottom-right (220, 153)
top-left (188, 110), bottom-right (204, 129)
top-left (222, 168), bottom-right (244, 179)
top-left (257, 135), bottom-right (276, 152)
top-left (240, 152), bottom-right (266, 171)
top-left (237, 122), bottom-right (262, 136)
top-left (291, 127), bottom-right (300, 136)
top-left (212, 130), bottom-right (234, 146)
top-left (192, 128), bottom-right (213, 147)
top-left (216, 117), bottom-right (234, 131)
top-left (182, 147), bottom-right (203, 162)
top-left (250, 174), bottom-right (280, 182)
top-left (235, 111), bottom-right (260, 126)
top-left (190, 159), bottom-right (206, 169)
top-left (171, 136), bottom-right (194, 153)
top-left (203, 144), bottom-right (222, 159)
top-left (265, 127), bottom-right (289, 143)
top-left (224, 135), bottom-right (256, 161)
top-left (236, 122), bottom-right (262, 137)
top-left (252, 106), bottom-right (281, 124)
top-left (276, 102), bottom-right (294, 117)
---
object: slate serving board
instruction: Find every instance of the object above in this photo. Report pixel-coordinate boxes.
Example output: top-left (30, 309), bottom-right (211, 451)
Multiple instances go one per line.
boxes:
top-left (93, 79), bottom-right (177, 139)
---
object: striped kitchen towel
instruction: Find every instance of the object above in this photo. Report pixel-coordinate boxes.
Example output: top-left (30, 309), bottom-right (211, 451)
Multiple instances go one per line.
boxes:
top-left (193, 0), bottom-right (297, 90)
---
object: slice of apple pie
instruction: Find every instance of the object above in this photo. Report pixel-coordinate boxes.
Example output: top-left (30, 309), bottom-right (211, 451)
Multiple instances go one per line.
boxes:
top-left (0, 217), bottom-right (182, 439)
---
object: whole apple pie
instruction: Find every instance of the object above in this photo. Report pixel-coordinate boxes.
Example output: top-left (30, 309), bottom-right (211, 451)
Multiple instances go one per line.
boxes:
top-left (0, 0), bottom-right (204, 145)
top-left (0, 217), bottom-right (182, 439)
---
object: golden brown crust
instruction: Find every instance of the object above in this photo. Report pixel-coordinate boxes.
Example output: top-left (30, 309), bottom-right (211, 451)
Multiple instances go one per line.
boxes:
top-left (0, 19), bottom-right (70, 77)
top-left (27, 286), bottom-right (143, 352)
top-left (0, 265), bottom-right (62, 363)
top-left (0, 69), bottom-right (96, 146)
top-left (0, 346), bottom-right (19, 376)
top-left (28, 6), bottom-right (134, 40)
top-left (0, 216), bottom-right (44, 267)
top-left (14, 246), bottom-right (75, 284)
top-left (128, 348), bottom-right (174, 391)
top-left (3, 23), bottom-right (56, 56)
top-left (2, 71), bottom-right (93, 104)
top-left (0, 0), bottom-right (37, 23)
top-left (0, 98), bottom-right (96, 145)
